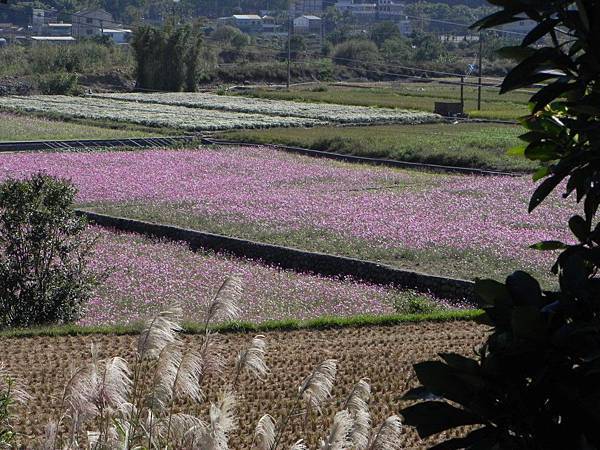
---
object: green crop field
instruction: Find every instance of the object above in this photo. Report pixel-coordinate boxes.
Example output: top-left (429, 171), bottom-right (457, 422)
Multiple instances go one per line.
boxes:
top-left (219, 122), bottom-right (532, 172)
top-left (234, 82), bottom-right (530, 121)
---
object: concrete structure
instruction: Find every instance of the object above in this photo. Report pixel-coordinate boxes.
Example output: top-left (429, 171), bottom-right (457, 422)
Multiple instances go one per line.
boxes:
top-left (102, 28), bottom-right (132, 44)
top-left (336, 0), bottom-right (406, 23)
top-left (335, 1), bottom-right (377, 22)
top-left (72, 8), bottom-right (113, 37)
top-left (290, 0), bottom-right (324, 17)
top-left (293, 15), bottom-right (322, 34)
top-left (217, 14), bottom-right (263, 33)
top-left (31, 8), bottom-right (58, 34)
top-left (44, 23), bottom-right (72, 37)
top-left (29, 36), bottom-right (76, 45)
top-left (377, 0), bottom-right (405, 20)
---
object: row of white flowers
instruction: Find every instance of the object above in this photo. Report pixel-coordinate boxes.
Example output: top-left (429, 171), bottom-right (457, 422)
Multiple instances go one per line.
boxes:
top-left (93, 92), bottom-right (442, 125)
top-left (0, 95), bottom-right (324, 131)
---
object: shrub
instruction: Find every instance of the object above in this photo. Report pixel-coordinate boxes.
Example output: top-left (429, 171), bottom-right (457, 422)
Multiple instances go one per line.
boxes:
top-left (0, 174), bottom-right (99, 328)
top-left (36, 72), bottom-right (79, 95)
top-left (332, 39), bottom-right (379, 71)
top-left (401, 2), bottom-right (600, 448)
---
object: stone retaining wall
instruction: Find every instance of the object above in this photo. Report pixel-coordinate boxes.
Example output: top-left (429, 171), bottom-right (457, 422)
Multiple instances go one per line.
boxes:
top-left (80, 210), bottom-right (478, 304)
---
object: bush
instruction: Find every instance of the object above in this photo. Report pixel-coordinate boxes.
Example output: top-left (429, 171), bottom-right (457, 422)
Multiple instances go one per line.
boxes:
top-left (36, 72), bottom-right (78, 95)
top-left (401, 2), bottom-right (600, 448)
top-left (132, 24), bottom-right (204, 92)
top-left (0, 174), bottom-right (99, 328)
top-left (332, 39), bottom-right (379, 70)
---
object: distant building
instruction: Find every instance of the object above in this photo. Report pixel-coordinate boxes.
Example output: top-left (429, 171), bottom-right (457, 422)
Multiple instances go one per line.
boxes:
top-left (261, 15), bottom-right (280, 33)
top-left (0, 23), bottom-right (25, 43)
top-left (102, 28), bottom-right (132, 44)
top-left (335, 0), bottom-right (406, 23)
top-left (31, 8), bottom-right (58, 35)
top-left (29, 36), bottom-right (76, 45)
top-left (44, 23), bottom-right (72, 37)
top-left (72, 8), bottom-right (114, 37)
top-left (217, 14), bottom-right (263, 33)
top-left (335, 1), bottom-right (377, 22)
top-left (290, 0), bottom-right (324, 17)
top-left (397, 19), bottom-right (411, 35)
top-left (293, 15), bottom-right (322, 33)
top-left (376, 0), bottom-right (405, 21)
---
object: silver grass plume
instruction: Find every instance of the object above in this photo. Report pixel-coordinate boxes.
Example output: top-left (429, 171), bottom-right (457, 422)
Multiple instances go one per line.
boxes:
top-left (152, 343), bottom-right (183, 410)
top-left (173, 349), bottom-right (204, 402)
top-left (351, 409), bottom-right (371, 450)
top-left (299, 359), bottom-right (337, 413)
top-left (94, 357), bottom-right (132, 411)
top-left (0, 363), bottom-right (30, 405)
top-left (253, 414), bottom-right (276, 450)
top-left (345, 379), bottom-right (371, 414)
top-left (202, 333), bottom-right (226, 377)
top-left (138, 305), bottom-right (183, 359)
top-left (205, 276), bottom-right (243, 324)
top-left (162, 413), bottom-right (209, 448)
top-left (208, 390), bottom-right (237, 450)
top-left (319, 410), bottom-right (353, 450)
top-left (40, 421), bottom-right (58, 450)
top-left (345, 379), bottom-right (372, 450)
top-left (290, 440), bottom-right (308, 450)
top-left (236, 335), bottom-right (269, 381)
top-left (369, 416), bottom-right (403, 450)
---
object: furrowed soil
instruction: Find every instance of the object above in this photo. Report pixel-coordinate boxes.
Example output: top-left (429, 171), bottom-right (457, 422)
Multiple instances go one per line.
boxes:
top-left (2, 321), bottom-right (488, 448)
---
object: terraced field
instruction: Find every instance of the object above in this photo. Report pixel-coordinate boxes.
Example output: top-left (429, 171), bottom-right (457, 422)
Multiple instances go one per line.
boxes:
top-left (2, 321), bottom-right (488, 448)
top-left (0, 146), bottom-right (573, 283)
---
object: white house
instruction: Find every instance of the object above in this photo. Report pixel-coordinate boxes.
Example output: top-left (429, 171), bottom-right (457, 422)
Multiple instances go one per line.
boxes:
top-left (102, 28), bottom-right (132, 44)
top-left (72, 8), bottom-right (114, 37)
top-left (217, 15), bottom-right (263, 33)
top-left (293, 15), bottom-right (322, 34)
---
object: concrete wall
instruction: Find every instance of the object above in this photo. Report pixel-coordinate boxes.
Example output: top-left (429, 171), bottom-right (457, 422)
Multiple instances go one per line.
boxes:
top-left (79, 210), bottom-right (477, 304)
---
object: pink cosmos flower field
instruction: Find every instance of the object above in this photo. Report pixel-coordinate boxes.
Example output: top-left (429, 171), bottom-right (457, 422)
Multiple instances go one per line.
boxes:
top-left (85, 228), bottom-right (447, 326)
top-left (0, 146), bottom-right (575, 281)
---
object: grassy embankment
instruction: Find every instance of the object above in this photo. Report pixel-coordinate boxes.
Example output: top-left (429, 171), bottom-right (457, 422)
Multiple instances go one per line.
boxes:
top-left (219, 122), bottom-right (532, 172)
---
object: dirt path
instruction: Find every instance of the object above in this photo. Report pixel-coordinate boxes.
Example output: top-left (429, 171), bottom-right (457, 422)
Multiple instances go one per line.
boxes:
top-left (1, 320), bottom-right (488, 448)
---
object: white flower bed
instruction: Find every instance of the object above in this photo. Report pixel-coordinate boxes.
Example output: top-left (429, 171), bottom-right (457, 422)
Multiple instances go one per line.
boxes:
top-left (93, 92), bottom-right (441, 125)
top-left (0, 95), bottom-right (323, 131)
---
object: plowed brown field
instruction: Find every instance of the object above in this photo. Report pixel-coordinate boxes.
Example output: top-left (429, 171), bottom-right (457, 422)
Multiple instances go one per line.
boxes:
top-left (1, 321), bottom-right (488, 449)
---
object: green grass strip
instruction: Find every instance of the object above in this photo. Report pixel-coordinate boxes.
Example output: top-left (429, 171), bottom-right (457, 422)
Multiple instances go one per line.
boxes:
top-left (0, 309), bottom-right (484, 339)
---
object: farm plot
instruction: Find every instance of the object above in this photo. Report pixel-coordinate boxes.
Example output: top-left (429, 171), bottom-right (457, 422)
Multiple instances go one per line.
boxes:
top-left (84, 228), bottom-right (454, 327)
top-left (93, 92), bottom-right (442, 124)
top-left (2, 321), bottom-right (488, 448)
top-left (0, 147), bottom-right (574, 283)
top-left (0, 95), bottom-right (323, 131)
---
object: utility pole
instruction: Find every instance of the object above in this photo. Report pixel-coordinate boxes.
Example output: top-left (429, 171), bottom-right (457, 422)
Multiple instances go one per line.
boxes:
top-left (460, 75), bottom-right (464, 110)
top-left (477, 31), bottom-right (483, 111)
top-left (287, 2), bottom-right (292, 90)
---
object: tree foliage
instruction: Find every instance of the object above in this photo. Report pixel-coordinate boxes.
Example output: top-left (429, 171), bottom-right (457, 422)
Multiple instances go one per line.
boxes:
top-left (0, 174), bottom-right (99, 328)
top-left (401, 1), bottom-right (600, 449)
top-left (131, 23), bottom-right (203, 92)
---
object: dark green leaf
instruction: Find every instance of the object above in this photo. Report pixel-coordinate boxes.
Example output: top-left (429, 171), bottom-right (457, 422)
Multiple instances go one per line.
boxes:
top-left (439, 353), bottom-right (480, 374)
top-left (529, 174), bottom-right (564, 212)
top-left (532, 166), bottom-right (551, 182)
top-left (475, 279), bottom-right (512, 307)
top-left (430, 426), bottom-right (498, 450)
top-left (569, 215), bottom-right (589, 242)
top-left (530, 240), bottom-right (567, 251)
top-left (401, 401), bottom-right (481, 438)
